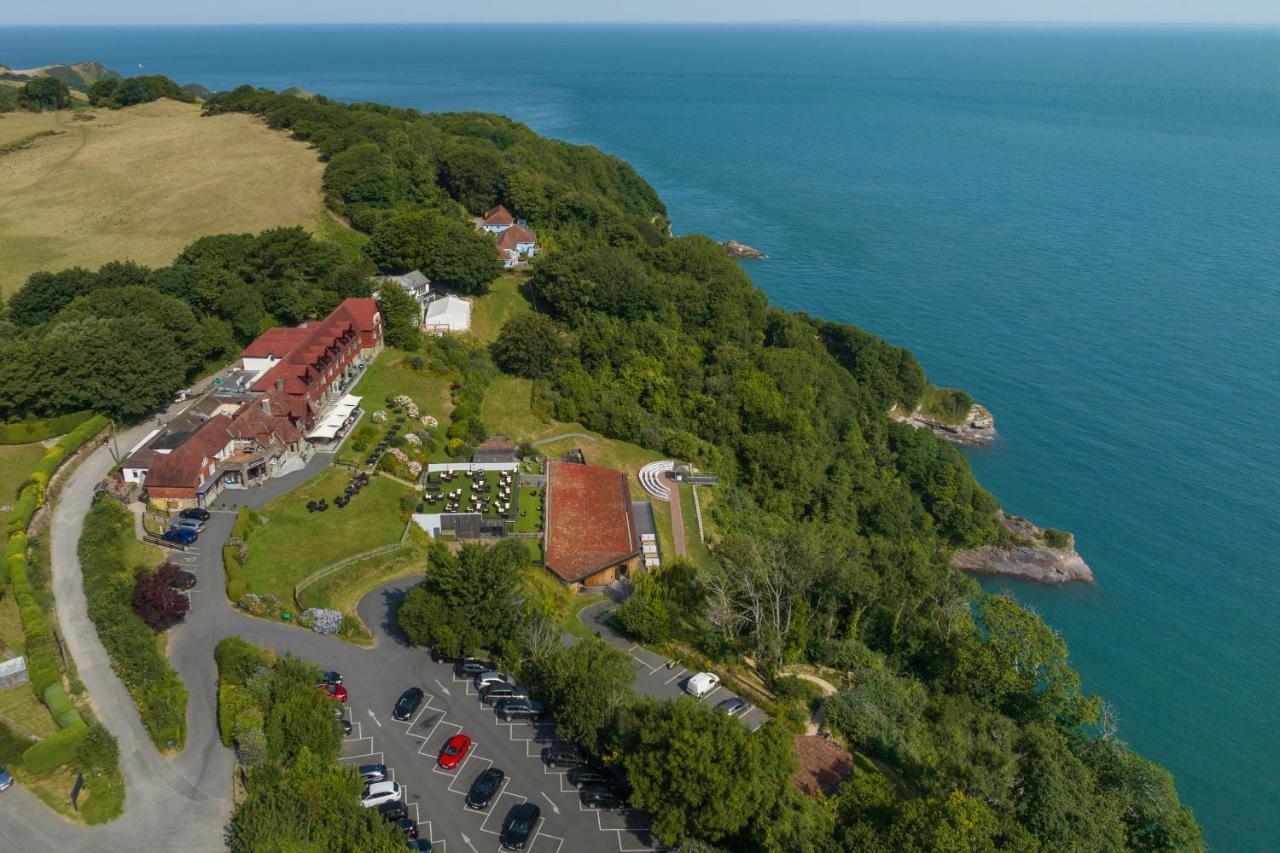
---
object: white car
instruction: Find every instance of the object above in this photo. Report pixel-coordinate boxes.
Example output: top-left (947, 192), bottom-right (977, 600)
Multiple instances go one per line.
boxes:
top-left (686, 672), bottom-right (720, 698)
top-left (473, 671), bottom-right (509, 690)
top-left (361, 780), bottom-right (402, 808)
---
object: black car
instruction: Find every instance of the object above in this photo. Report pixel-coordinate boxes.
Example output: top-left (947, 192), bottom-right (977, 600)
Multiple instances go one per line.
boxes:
top-left (405, 841), bottom-right (432, 852)
top-left (393, 687), bottom-right (424, 721)
top-left (453, 658), bottom-right (494, 679)
top-left (542, 742), bottom-right (585, 769)
top-left (430, 648), bottom-right (463, 665)
top-left (579, 785), bottom-right (626, 810)
top-left (394, 817), bottom-right (418, 838)
top-left (480, 682), bottom-right (529, 705)
top-left (180, 507), bottom-right (211, 521)
top-left (495, 698), bottom-right (544, 722)
top-left (567, 766), bottom-right (614, 788)
top-left (358, 763), bottom-right (388, 784)
top-left (377, 800), bottom-right (409, 821)
top-left (499, 802), bottom-right (541, 850)
top-left (465, 767), bottom-right (505, 810)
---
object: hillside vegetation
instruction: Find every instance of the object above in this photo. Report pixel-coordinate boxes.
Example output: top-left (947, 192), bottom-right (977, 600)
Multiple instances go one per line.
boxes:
top-left (0, 99), bottom-right (326, 294)
top-left (0, 80), bottom-right (1200, 851)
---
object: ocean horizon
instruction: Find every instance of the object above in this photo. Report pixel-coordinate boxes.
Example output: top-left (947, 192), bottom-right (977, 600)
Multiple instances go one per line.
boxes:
top-left (3, 23), bottom-right (1278, 850)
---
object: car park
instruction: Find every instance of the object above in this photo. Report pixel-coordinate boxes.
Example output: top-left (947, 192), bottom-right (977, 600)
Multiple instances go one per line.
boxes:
top-left (316, 682), bottom-right (348, 702)
top-left (542, 742), bottom-right (586, 769)
top-left (361, 781), bottom-right (402, 808)
top-left (579, 785), bottom-right (626, 810)
top-left (161, 527), bottom-right (198, 545)
top-left (393, 687), bottom-right (424, 721)
top-left (377, 799), bottom-right (409, 821)
top-left (170, 517), bottom-right (206, 533)
top-left (465, 767), bottom-right (505, 809)
top-left (716, 696), bottom-right (751, 717)
top-left (499, 802), bottom-right (541, 850)
top-left (437, 733), bottom-right (472, 769)
top-left (566, 766), bottom-right (614, 788)
top-left (166, 569), bottom-right (197, 589)
top-left (358, 763), bottom-right (388, 784)
top-left (494, 697), bottom-right (544, 722)
top-left (454, 658), bottom-right (494, 679)
top-left (179, 507), bottom-right (211, 521)
top-left (686, 671), bottom-right (720, 698)
top-left (480, 682), bottom-right (528, 705)
top-left (473, 670), bottom-right (509, 690)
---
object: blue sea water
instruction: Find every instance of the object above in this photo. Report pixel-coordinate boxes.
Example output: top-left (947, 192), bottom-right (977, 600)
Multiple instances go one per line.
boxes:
top-left (3, 23), bottom-right (1278, 850)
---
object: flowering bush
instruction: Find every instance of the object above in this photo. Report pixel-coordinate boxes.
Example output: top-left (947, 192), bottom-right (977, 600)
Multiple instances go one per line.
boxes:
top-left (238, 593), bottom-right (282, 618)
top-left (300, 608), bottom-right (343, 635)
top-left (404, 433), bottom-right (421, 447)
top-left (420, 415), bottom-right (438, 428)
top-left (407, 461), bottom-right (423, 477)
top-left (371, 410), bottom-right (387, 424)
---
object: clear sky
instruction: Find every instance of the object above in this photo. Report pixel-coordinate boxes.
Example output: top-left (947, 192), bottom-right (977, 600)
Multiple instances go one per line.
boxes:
top-left (3, 1), bottom-right (1278, 26)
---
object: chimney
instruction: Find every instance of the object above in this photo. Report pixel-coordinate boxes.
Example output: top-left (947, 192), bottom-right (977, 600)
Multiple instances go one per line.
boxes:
top-left (276, 378), bottom-right (285, 392)
top-left (261, 397), bottom-right (271, 415)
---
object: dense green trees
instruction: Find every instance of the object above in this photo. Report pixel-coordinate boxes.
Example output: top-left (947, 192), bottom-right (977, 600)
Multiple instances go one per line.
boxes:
top-left (87, 74), bottom-right (195, 108)
top-left (375, 280), bottom-right (422, 350)
top-left (526, 639), bottom-right (634, 753)
top-left (217, 640), bottom-right (405, 853)
top-left (364, 209), bottom-right (501, 294)
top-left (19, 77), bottom-right (71, 111)
top-left (490, 312), bottom-right (568, 379)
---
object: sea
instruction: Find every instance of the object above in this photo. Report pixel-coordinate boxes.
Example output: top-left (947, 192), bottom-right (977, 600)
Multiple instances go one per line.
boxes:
top-left (2, 23), bottom-right (1277, 850)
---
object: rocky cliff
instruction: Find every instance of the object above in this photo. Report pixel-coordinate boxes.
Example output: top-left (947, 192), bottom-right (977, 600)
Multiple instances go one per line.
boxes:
top-left (952, 512), bottom-right (1094, 584)
top-left (724, 239), bottom-right (766, 259)
top-left (895, 403), bottom-right (996, 446)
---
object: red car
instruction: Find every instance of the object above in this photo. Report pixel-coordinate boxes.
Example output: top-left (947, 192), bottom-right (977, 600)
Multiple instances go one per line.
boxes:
top-left (438, 734), bottom-right (472, 769)
top-left (316, 682), bottom-right (348, 703)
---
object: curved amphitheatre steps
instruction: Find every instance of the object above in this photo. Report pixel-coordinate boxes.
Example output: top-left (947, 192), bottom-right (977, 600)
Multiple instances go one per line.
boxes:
top-left (638, 460), bottom-right (675, 501)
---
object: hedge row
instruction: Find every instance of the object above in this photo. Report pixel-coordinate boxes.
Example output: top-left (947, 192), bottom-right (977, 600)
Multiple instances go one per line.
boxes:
top-left (78, 500), bottom-right (188, 749)
top-left (22, 720), bottom-right (88, 774)
top-left (43, 683), bottom-right (84, 730)
top-left (224, 509), bottom-right (262, 602)
top-left (0, 411), bottom-right (93, 445)
top-left (4, 414), bottom-right (109, 535)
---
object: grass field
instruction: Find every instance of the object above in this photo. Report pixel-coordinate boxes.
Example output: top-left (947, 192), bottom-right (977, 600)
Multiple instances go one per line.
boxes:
top-left (0, 99), bottom-right (326, 294)
top-left (677, 483), bottom-right (717, 570)
top-left (514, 486), bottom-right (544, 533)
top-left (0, 683), bottom-right (59, 739)
top-left (0, 442), bottom-right (46, 529)
top-left (335, 349), bottom-right (454, 467)
top-left (241, 467), bottom-right (414, 605)
top-left (469, 275), bottom-right (532, 342)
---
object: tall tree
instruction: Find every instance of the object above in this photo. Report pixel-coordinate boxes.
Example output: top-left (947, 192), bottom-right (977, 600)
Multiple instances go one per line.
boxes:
top-left (529, 639), bottom-right (633, 753)
top-left (376, 281), bottom-right (422, 350)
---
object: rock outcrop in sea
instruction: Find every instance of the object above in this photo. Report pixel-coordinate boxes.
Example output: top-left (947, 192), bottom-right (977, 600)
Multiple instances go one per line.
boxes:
top-left (952, 511), bottom-right (1094, 584)
top-left (724, 239), bottom-right (766, 259)
top-left (895, 403), bottom-right (996, 446)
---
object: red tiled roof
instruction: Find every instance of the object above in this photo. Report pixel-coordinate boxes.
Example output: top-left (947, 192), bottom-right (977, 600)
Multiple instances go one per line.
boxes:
top-left (246, 298), bottom-right (377, 395)
top-left (496, 225), bottom-right (536, 252)
top-left (482, 204), bottom-right (514, 226)
top-left (144, 415), bottom-right (233, 491)
top-left (228, 399), bottom-right (301, 447)
top-left (791, 736), bottom-right (854, 797)
top-left (240, 326), bottom-right (310, 358)
top-left (544, 461), bottom-right (639, 583)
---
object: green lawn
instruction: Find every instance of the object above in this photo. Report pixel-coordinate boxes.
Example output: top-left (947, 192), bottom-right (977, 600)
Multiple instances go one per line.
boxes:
top-left (335, 348), bottom-right (454, 467)
top-left (0, 683), bottom-right (59, 739)
top-left (677, 483), bottom-right (716, 570)
top-left (514, 485), bottom-right (544, 533)
top-left (241, 467), bottom-right (414, 605)
top-left (480, 375), bottom-right (559, 443)
top-left (470, 274), bottom-right (532, 342)
top-left (564, 594), bottom-right (609, 642)
top-left (301, 540), bottom-right (427, 643)
top-left (0, 442), bottom-right (47, 529)
top-left (0, 589), bottom-right (26, 657)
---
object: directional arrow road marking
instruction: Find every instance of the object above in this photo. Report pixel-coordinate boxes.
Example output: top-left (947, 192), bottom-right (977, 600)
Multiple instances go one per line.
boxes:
top-left (461, 832), bottom-right (479, 853)
top-left (540, 791), bottom-right (561, 814)
top-left (434, 678), bottom-right (451, 696)
top-left (367, 709), bottom-right (382, 727)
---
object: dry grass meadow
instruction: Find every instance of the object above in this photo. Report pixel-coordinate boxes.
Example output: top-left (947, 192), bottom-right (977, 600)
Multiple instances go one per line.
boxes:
top-left (0, 99), bottom-right (327, 294)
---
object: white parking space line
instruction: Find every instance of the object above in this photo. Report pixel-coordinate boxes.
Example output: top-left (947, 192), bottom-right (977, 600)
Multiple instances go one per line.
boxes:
top-left (663, 668), bottom-right (686, 685)
top-left (699, 686), bottom-right (721, 703)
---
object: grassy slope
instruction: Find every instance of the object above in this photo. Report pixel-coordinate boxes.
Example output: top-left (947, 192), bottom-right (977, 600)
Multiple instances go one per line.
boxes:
top-left (0, 99), bottom-right (326, 294)
top-left (469, 275), bottom-right (532, 343)
top-left (241, 467), bottom-right (413, 605)
top-left (335, 348), bottom-right (453, 467)
top-left (0, 442), bottom-right (47, 529)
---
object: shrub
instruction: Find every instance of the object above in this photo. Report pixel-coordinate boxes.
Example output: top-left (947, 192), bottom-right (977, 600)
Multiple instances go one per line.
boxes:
top-left (75, 723), bottom-right (119, 774)
top-left (1044, 528), bottom-right (1071, 549)
top-left (215, 636), bottom-right (274, 687)
top-left (23, 721), bottom-right (88, 774)
top-left (224, 544), bottom-right (248, 601)
top-left (132, 568), bottom-right (191, 628)
top-left (42, 684), bottom-right (84, 730)
top-left (218, 683), bottom-right (261, 747)
top-left (0, 411), bottom-right (93, 445)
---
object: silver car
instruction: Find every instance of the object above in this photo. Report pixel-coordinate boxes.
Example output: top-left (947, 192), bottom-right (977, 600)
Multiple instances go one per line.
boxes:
top-left (170, 517), bottom-right (205, 533)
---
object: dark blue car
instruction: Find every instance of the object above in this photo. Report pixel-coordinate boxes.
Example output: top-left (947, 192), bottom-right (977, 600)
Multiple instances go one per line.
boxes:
top-left (161, 527), bottom-right (198, 545)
